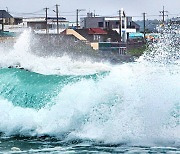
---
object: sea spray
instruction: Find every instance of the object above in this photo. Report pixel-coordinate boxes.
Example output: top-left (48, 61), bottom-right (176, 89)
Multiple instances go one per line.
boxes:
top-left (0, 62), bottom-right (179, 146)
top-left (0, 30), bottom-right (111, 75)
top-left (139, 24), bottom-right (180, 64)
top-left (0, 26), bottom-right (179, 149)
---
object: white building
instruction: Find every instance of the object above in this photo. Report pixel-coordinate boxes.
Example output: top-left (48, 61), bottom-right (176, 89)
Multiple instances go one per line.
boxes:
top-left (23, 17), bottom-right (69, 34)
top-left (4, 16), bottom-right (69, 34)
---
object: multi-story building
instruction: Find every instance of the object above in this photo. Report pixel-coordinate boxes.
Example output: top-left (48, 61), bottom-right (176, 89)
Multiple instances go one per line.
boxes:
top-left (80, 12), bottom-right (140, 43)
top-left (80, 13), bottom-right (140, 33)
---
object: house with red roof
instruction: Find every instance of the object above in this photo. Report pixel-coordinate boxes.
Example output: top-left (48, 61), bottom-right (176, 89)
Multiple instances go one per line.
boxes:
top-left (75, 28), bottom-right (120, 42)
top-left (63, 27), bottom-right (121, 50)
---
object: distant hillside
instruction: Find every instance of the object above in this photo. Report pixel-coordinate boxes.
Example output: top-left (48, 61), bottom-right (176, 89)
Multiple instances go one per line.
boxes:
top-left (168, 17), bottom-right (180, 24)
top-left (135, 19), bottom-right (160, 33)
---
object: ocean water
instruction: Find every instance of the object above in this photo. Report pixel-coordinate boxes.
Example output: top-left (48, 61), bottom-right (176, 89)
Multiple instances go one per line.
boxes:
top-left (0, 27), bottom-right (179, 153)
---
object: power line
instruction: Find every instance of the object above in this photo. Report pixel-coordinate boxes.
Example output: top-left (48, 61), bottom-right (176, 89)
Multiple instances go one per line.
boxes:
top-left (60, 11), bottom-right (76, 13)
top-left (7, 8), bottom-right (180, 23)
top-left (10, 9), bottom-right (44, 15)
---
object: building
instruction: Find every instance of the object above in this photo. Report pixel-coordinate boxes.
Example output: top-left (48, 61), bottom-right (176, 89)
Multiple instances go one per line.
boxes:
top-left (0, 10), bottom-right (23, 25)
top-left (63, 28), bottom-right (128, 54)
top-left (170, 17), bottom-right (180, 25)
top-left (75, 28), bottom-right (120, 42)
top-left (80, 10), bottom-right (140, 43)
top-left (0, 10), bottom-right (14, 25)
top-left (23, 17), bottom-right (69, 34)
top-left (0, 10), bottom-right (69, 33)
top-left (0, 10), bottom-right (14, 31)
top-left (135, 19), bottom-right (160, 33)
top-left (0, 10), bottom-right (24, 32)
top-left (80, 13), bottom-right (140, 33)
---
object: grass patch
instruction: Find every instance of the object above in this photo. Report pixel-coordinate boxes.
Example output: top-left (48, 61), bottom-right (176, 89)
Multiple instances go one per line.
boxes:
top-left (127, 45), bottom-right (147, 57)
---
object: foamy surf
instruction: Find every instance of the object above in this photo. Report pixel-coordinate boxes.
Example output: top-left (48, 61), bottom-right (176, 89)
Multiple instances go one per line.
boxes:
top-left (0, 25), bottom-right (179, 152)
top-left (0, 30), bottom-right (111, 75)
top-left (0, 62), bottom-right (179, 146)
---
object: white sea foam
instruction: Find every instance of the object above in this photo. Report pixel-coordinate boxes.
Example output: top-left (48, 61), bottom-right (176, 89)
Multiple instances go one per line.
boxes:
top-left (0, 62), bottom-right (179, 146)
top-left (0, 30), bottom-right (111, 75)
top-left (0, 27), bottom-right (179, 146)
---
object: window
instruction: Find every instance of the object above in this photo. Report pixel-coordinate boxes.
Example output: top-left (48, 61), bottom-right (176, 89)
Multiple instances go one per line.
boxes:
top-left (105, 22), bottom-right (109, 28)
top-left (98, 22), bottom-right (103, 27)
top-left (49, 24), bottom-right (53, 29)
top-left (36, 24), bottom-right (42, 29)
top-left (94, 35), bottom-right (101, 41)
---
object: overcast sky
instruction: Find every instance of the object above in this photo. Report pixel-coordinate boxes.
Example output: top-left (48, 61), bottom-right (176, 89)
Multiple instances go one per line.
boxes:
top-left (0, 0), bottom-right (179, 21)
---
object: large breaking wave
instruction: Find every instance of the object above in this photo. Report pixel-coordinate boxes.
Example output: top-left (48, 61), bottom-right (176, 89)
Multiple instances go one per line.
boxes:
top-left (0, 27), bottom-right (179, 147)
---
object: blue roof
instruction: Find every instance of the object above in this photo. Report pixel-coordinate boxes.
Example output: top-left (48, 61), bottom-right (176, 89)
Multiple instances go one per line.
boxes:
top-left (129, 33), bottom-right (144, 38)
top-left (0, 31), bottom-right (17, 37)
top-left (0, 10), bottom-right (13, 18)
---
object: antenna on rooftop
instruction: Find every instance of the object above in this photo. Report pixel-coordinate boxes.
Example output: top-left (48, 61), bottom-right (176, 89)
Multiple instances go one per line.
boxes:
top-left (6, 7), bottom-right (8, 13)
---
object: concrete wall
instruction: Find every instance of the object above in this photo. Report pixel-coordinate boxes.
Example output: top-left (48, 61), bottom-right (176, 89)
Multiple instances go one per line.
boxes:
top-left (81, 17), bottom-right (104, 28)
top-left (66, 29), bottom-right (87, 41)
top-left (90, 42), bottom-right (99, 50)
top-left (27, 22), bottom-right (46, 29)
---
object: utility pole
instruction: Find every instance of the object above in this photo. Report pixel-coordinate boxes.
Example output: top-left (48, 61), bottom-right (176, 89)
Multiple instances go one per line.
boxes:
top-left (55, 4), bottom-right (60, 34)
top-left (143, 12), bottom-right (146, 42)
top-left (6, 7), bottom-right (10, 25)
top-left (76, 9), bottom-right (79, 29)
top-left (76, 9), bottom-right (85, 29)
top-left (159, 6), bottom-right (168, 24)
top-left (44, 7), bottom-right (49, 34)
top-left (119, 10), bottom-right (122, 42)
top-left (2, 11), bottom-right (4, 31)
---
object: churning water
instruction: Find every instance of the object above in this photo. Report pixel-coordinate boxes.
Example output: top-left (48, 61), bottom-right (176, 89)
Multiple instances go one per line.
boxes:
top-left (0, 26), bottom-right (179, 153)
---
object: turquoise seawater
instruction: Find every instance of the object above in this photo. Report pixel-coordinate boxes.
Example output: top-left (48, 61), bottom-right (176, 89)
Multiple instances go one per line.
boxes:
top-left (0, 28), bottom-right (180, 153)
top-left (0, 68), bottom-right (108, 109)
top-left (0, 66), bottom-right (179, 153)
